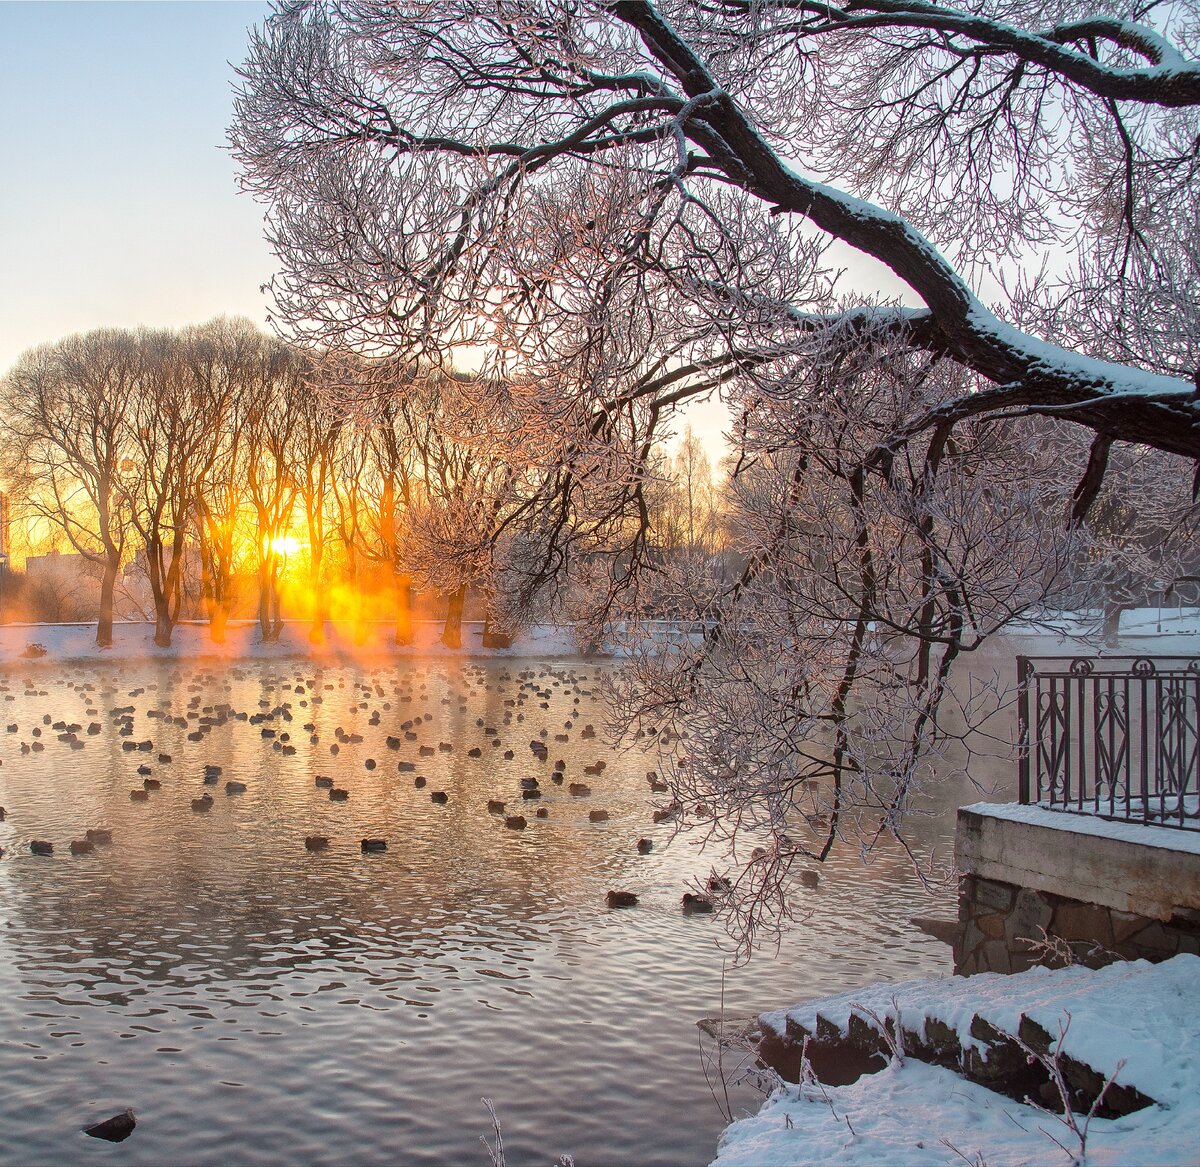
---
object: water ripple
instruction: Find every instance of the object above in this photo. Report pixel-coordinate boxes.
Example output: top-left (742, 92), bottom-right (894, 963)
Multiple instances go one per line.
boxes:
top-left (0, 657), bottom-right (967, 1166)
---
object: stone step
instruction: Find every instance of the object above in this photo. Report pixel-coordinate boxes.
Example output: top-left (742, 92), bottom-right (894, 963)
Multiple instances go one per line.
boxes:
top-left (757, 1003), bottom-right (1153, 1118)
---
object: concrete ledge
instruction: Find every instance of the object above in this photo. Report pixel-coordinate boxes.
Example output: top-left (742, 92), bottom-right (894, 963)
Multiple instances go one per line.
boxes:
top-left (956, 803), bottom-right (1200, 922)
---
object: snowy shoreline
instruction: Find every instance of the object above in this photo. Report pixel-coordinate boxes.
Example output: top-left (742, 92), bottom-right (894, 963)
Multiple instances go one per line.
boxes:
top-left (714, 955), bottom-right (1200, 1166)
top-left (705, 608), bottom-right (1200, 1166)
top-left (2, 607), bottom-right (1198, 671)
top-left (0, 619), bottom-right (583, 668)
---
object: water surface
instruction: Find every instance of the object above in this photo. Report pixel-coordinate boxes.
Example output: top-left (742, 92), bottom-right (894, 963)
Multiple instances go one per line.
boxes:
top-left (0, 657), bottom-right (965, 1165)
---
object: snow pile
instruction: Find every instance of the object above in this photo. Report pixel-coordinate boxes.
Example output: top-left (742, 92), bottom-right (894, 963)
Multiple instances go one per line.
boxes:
top-left (719, 955), bottom-right (1199, 1166)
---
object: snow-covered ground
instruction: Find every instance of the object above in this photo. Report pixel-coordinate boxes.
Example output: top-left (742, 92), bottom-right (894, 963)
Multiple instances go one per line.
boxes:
top-left (999, 607), bottom-right (1200, 656)
top-left (716, 955), bottom-right (1199, 1166)
top-left (0, 619), bottom-right (581, 667)
top-left (1, 606), bottom-right (1197, 669)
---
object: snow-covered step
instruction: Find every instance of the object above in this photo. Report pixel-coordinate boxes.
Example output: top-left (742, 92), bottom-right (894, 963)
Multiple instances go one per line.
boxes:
top-left (757, 955), bottom-right (1199, 1117)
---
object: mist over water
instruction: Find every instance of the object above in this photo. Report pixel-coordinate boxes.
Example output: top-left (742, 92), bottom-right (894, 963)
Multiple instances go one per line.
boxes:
top-left (0, 657), bottom-right (959, 1165)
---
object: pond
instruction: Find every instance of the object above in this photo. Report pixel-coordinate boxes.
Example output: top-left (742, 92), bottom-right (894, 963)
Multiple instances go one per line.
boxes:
top-left (0, 657), bottom-right (966, 1165)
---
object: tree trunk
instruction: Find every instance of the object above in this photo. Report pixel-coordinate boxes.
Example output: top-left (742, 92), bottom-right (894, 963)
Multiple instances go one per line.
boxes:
top-left (308, 535), bottom-right (326, 643)
top-left (481, 613), bottom-right (512, 649)
top-left (143, 538), bottom-right (175, 648)
top-left (97, 556), bottom-right (117, 648)
top-left (394, 577), bottom-right (412, 646)
top-left (442, 585), bottom-right (466, 648)
top-left (153, 593), bottom-right (173, 648)
top-left (199, 532), bottom-right (230, 643)
top-left (258, 563), bottom-right (274, 641)
top-left (1102, 601), bottom-right (1132, 647)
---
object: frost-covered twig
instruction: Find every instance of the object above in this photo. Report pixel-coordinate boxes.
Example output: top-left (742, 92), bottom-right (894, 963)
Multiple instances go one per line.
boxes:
top-left (1010, 1012), bottom-right (1127, 1165)
top-left (850, 996), bottom-right (907, 1065)
top-left (480, 1097), bottom-right (505, 1167)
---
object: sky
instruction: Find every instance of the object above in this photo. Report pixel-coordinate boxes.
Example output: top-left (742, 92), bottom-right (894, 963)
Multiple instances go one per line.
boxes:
top-left (0, 0), bottom-right (917, 461)
top-left (0, 1), bottom-right (273, 375)
top-left (0, 0), bottom-right (738, 454)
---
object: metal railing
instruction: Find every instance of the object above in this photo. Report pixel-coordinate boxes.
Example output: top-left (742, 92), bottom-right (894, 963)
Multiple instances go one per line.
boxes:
top-left (1017, 655), bottom-right (1200, 831)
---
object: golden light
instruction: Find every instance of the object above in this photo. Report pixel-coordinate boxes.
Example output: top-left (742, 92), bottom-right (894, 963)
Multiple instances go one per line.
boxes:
top-left (270, 535), bottom-right (303, 556)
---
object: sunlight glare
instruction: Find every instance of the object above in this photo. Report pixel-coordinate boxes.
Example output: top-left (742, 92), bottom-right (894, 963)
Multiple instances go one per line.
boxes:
top-left (270, 535), bottom-right (303, 556)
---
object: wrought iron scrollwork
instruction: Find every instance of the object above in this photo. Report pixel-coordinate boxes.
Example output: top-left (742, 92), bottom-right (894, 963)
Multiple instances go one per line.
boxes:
top-left (1094, 690), bottom-right (1129, 799)
top-left (1018, 655), bottom-right (1199, 833)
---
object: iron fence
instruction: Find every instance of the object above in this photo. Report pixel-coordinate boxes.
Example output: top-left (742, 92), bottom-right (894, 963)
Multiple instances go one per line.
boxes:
top-left (1017, 655), bottom-right (1200, 831)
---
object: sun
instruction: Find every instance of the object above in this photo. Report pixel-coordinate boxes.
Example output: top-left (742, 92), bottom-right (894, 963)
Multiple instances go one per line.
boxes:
top-left (270, 535), bottom-right (303, 557)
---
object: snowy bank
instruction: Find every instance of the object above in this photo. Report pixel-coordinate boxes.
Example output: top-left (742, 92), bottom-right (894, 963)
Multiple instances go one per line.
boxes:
top-left (2, 607), bottom-right (1197, 671)
top-left (0, 619), bottom-right (582, 668)
top-left (995, 606), bottom-right (1200, 656)
top-left (716, 955), bottom-right (1199, 1166)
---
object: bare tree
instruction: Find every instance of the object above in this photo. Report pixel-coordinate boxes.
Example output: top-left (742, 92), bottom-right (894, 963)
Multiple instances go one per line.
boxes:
top-left (193, 319), bottom-right (266, 643)
top-left (242, 340), bottom-right (307, 641)
top-left (328, 359), bottom-right (526, 648)
top-left (230, 0), bottom-right (1200, 941)
top-left (0, 330), bottom-right (138, 647)
top-left (291, 366), bottom-right (344, 643)
top-left (389, 371), bottom-right (517, 649)
top-left (649, 425), bottom-right (724, 561)
top-left (231, 0), bottom-right (1200, 460)
top-left (125, 327), bottom-right (235, 647)
top-left (330, 388), bottom-right (419, 645)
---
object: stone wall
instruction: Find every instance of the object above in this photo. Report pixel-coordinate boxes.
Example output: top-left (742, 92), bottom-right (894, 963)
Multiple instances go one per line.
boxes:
top-left (955, 873), bottom-right (1200, 975)
top-left (954, 802), bottom-right (1200, 975)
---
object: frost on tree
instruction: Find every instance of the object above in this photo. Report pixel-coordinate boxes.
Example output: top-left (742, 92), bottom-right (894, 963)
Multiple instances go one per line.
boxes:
top-left (230, 0), bottom-right (1200, 948)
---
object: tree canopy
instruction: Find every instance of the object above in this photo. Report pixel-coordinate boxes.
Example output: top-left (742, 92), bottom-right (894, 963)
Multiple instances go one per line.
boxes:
top-left (232, 0), bottom-right (1200, 461)
top-left (231, 0), bottom-right (1200, 946)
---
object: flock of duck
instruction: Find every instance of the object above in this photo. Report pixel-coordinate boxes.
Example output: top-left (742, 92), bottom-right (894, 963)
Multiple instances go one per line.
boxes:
top-left (0, 660), bottom-right (720, 913)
